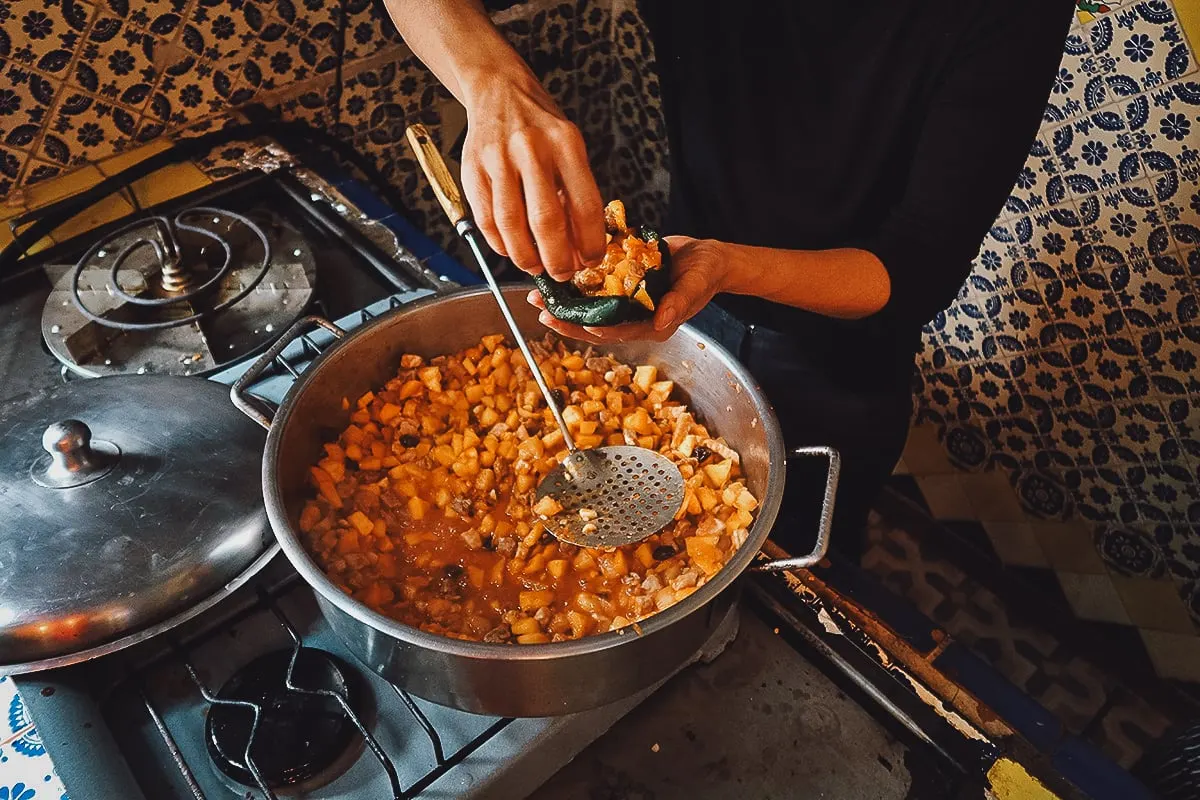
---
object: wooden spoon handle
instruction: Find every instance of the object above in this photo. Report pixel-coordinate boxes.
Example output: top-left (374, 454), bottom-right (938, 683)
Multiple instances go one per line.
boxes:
top-left (405, 124), bottom-right (468, 227)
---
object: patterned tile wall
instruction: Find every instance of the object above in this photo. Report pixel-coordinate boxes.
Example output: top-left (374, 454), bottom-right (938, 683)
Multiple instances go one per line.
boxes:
top-left (900, 0), bottom-right (1200, 682)
top-left (0, 0), bottom-right (403, 197)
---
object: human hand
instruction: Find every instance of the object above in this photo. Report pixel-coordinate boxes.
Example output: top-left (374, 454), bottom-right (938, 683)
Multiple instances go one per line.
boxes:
top-left (527, 237), bottom-right (734, 344)
top-left (460, 72), bottom-right (605, 280)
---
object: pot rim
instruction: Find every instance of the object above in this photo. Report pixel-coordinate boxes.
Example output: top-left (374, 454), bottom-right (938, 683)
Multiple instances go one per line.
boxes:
top-left (263, 284), bottom-right (787, 661)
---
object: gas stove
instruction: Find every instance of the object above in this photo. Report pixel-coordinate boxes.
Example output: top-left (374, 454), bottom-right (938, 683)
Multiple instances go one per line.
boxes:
top-left (12, 287), bottom-right (743, 800)
top-left (0, 164), bottom-right (750, 800)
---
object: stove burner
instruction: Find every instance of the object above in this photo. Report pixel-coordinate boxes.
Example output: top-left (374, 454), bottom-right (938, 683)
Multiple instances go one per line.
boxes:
top-left (68, 208), bottom-right (271, 332)
top-left (204, 647), bottom-right (365, 791)
top-left (40, 205), bottom-right (316, 378)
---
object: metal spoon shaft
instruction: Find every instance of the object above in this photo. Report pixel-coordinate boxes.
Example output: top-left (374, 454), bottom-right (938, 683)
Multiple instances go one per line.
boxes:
top-left (459, 224), bottom-right (578, 453)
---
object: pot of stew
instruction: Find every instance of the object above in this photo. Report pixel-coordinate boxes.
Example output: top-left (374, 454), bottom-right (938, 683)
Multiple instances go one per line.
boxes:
top-left (231, 284), bottom-right (838, 717)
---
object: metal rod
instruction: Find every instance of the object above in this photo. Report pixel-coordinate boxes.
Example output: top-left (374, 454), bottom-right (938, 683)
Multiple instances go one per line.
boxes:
top-left (393, 687), bottom-right (445, 764)
top-left (459, 223), bottom-right (578, 453)
top-left (266, 595), bottom-right (405, 800)
top-left (401, 717), bottom-right (514, 799)
top-left (136, 682), bottom-right (208, 800)
top-left (177, 650), bottom-right (277, 800)
top-left (746, 581), bottom-right (952, 761)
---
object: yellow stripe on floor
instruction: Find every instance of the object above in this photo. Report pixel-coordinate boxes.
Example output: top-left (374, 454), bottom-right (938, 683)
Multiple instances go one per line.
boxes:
top-left (987, 758), bottom-right (1059, 799)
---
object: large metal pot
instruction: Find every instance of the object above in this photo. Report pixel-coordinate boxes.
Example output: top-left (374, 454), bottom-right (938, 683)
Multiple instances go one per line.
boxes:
top-left (231, 285), bottom-right (838, 717)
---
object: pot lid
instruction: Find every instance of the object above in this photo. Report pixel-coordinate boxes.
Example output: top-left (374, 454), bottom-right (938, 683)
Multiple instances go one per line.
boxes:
top-left (0, 375), bottom-right (271, 668)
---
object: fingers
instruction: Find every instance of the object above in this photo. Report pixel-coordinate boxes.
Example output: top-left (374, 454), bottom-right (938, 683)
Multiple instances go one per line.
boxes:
top-left (553, 127), bottom-right (606, 267)
top-left (653, 267), bottom-right (712, 331)
top-left (461, 156), bottom-right (503, 257)
top-left (532, 307), bottom-right (672, 345)
top-left (485, 154), bottom-right (541, 273)
top-left (513, 140), bottom-right (575, 280)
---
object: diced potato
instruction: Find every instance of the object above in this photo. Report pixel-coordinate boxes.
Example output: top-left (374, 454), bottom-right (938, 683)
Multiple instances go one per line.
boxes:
top-left (703, 458), bottom-right (734, 489)
top-left (533, 495), bottom-right (563, 518)
top-left (511, 616), bottom-right (540, 636)
top-left (408, 496), bottom-right (430, 520)
top-left (547, 559), bottom-right (569, 578)
top-left (519, 589), bottom-right (556, 611)
top-left (633, 365), bottom-right (657, 393)
top-left (347, 511), bottom-right (374, 537)
top-left (686, 535), bottom-right (723, 576)
top-left (378, 402), bottom-right (402, 423)
top-left (517, 632), bottom-right (550, 644)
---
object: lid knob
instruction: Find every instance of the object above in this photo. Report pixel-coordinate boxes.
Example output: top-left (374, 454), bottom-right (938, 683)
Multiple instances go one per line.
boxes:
top-left (31, 419), bottom-right (120, 489)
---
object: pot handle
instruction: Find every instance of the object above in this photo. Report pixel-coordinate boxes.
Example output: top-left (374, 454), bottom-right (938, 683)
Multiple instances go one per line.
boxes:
top-left (230, 315), bottom-right (346, 430)
top-left (754, 445), bottom-right (841, 573)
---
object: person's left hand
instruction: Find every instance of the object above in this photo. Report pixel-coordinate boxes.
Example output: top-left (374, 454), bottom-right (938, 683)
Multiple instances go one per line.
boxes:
top-left (527, 236), bottom-right (732, 344)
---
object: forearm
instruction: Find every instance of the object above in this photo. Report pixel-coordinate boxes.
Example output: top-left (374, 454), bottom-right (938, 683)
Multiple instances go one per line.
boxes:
top-left (719, 242), bottom-right (892, 320)
top-left (383, 0), bottom-right (537, 106)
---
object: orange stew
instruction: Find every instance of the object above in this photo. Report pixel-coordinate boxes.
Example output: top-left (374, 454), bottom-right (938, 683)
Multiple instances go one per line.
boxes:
top-left (299, 334), bottom-right (758, 644)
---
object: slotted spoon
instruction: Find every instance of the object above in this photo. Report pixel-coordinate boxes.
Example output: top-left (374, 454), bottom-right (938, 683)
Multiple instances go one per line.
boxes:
top-left (406, 124), bottom-right (684, 548)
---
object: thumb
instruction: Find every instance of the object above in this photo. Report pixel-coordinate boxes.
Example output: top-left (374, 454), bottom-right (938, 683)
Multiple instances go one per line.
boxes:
top-left (654, 268), bottom-right (713, 331)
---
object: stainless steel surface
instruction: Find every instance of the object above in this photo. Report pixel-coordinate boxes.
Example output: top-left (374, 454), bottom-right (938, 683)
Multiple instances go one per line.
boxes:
top-left (236, 284), bottom-right (796, 717)
top-left (30, 419), bottom-right (120, 489)
top-left (536, 446), bottom-right (688, 548)
top-left (459, 225), bottom-right (686, 548)
top-left (41, 207), bottom-right (316, 378)
top-left (230, 315), bottom-right (347, 430)
top-left (0, 375), bottom-right (277, 673)
top-left (754, 446), bottom-right (840, 572)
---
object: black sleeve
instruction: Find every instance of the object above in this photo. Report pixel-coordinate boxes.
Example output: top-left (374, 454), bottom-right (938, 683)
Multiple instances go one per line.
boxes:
top-left (861, 1), bottom-right (1075, 330)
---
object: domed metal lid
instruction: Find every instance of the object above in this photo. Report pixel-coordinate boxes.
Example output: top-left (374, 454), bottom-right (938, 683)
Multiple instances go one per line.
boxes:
top-left (0, 375), bottom-right (271, 669)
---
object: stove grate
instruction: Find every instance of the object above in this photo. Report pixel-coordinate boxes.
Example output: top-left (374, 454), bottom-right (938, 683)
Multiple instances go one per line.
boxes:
top-left (130, 576), bottom-right (513, 800)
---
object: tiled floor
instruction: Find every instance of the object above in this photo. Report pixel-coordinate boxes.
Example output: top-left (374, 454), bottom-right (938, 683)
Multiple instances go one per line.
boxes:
top-left (862, 508), bottom-right (1180, 769)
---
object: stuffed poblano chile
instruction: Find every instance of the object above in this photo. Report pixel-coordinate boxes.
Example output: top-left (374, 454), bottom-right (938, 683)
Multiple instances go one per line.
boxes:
top-left (533, 200), bottom-right (671, 327)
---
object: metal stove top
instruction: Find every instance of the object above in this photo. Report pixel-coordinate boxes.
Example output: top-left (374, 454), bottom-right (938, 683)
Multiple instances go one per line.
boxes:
top-left (0, 168), bottom-right (443, 400)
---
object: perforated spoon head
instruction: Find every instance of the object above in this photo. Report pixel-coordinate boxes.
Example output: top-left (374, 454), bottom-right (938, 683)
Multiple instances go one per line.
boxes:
top-left (536, 446), bottom-right (686, 548)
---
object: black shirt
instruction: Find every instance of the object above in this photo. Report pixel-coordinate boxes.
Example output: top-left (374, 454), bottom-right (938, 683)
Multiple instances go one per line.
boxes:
top-left (639, 0), bottom-right (1074, 390)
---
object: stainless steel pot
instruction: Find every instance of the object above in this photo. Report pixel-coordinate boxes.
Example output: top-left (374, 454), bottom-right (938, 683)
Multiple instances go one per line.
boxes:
top-left (231, 285), bottom-right (839, 717)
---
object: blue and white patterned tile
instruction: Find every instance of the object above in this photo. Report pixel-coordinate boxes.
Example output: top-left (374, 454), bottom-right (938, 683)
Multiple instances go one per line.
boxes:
top-left (1096, 523), bottom-right (1171, 577)
top-left (1139, 87), bottom-right (1199, 173)
top-left (1088, 185), bottom-right (1161, 259)
top-left (1013, 467), bottom-right (1077, 521)
top-left (1139, 325), bottom-right (1200, 397)
top-left (1159, 167), bottom-right (1200, 233)
top-left (1118, 255), bottom-right (1198, 326)
top-left (0, 677), bottom-right (66, 800)
top-left (1002, 138), bottom-right (1060, 221)
top-left (1152, 523), bottom-right (1200, 583)
top-left (1095, 2), bottom-right (1195, 94)
top-left (1054, 114), bottom-right (1149, 196)
top-left (1055, 29), bottom-right (1113, 121)
top-left (1115, 400), bottom-right (1185, 463)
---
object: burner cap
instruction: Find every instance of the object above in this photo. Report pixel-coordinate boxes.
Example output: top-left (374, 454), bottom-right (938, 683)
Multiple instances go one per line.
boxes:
top-left (205, 648), bottom-right (365, 790)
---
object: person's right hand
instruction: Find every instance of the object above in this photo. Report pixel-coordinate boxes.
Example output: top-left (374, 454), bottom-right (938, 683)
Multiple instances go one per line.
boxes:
top-left (460, 72), bottom-right (606, 281)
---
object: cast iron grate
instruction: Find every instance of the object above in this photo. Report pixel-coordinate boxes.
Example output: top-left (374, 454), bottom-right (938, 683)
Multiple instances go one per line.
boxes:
top-left (132, 577), bottom-right (512, 800)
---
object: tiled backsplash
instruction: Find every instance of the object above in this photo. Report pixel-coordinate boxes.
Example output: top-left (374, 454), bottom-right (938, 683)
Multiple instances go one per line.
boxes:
top-left (898, 0), bottom-right (1200, 682)
top-left (3, 0), bottom-right (1198, 684)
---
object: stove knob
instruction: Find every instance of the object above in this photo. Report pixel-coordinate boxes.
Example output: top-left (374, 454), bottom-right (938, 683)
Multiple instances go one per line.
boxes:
top-left (32, 419), bottom-right (120, 489)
